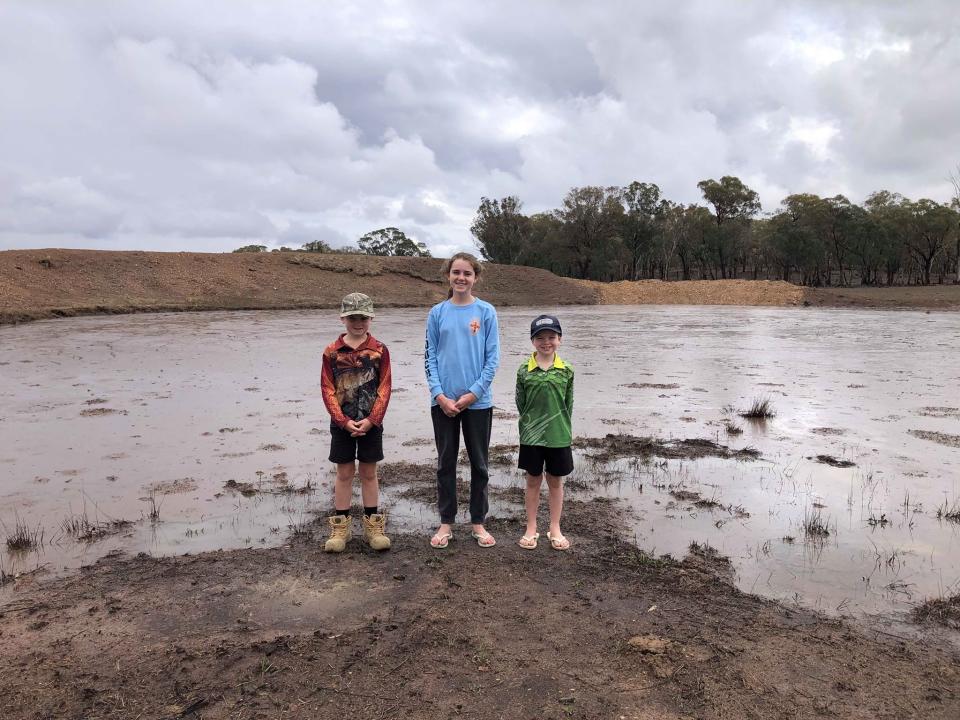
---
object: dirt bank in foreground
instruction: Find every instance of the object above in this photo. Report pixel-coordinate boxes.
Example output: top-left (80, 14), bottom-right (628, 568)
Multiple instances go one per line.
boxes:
top-left (2, 249), bottom-right (960, 324)
top-left (1, 499), bottom-right (957, 720)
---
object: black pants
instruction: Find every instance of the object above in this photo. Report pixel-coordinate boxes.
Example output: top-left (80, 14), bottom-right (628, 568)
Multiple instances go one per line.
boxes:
top-left (431, 405), bottom-right (493, 524)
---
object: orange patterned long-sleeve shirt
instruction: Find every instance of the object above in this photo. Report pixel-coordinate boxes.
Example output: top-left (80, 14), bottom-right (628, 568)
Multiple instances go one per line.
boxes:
top-left (320, 334), bottom-right (392, 429)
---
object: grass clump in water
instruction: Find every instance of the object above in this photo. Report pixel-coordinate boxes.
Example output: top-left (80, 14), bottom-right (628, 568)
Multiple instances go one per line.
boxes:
top-left (802, 507), bottom-right (831, 539)
top-left (60, 512), bottom-right (132, 542)
top-left (3, 516), bottom-right (44, 551)
top-left (739, 397), bottom-right (776, 419)
top-left (935, 498), bottom-right (960, 523)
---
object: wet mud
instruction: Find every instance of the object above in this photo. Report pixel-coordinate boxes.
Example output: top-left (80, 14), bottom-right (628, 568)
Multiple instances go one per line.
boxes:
top-left (1, 499), bottom-right (958, 720)
top-left (576, 434), bottom-right (761, 462)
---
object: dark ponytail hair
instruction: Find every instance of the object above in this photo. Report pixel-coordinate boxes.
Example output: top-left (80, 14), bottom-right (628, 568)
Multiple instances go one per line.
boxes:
top-left (441, 252), bottom-right (482, 299)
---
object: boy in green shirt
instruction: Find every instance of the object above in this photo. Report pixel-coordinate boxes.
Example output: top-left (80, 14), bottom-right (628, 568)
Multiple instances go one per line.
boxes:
top-left (515, 314), bottom-right (574, 551)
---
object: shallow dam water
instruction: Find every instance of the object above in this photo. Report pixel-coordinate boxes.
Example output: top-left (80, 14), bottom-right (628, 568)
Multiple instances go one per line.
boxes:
top-left (2, 305), bottom-right (958, 625)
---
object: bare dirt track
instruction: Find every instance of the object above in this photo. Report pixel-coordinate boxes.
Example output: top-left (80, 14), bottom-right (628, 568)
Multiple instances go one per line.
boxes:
top-left (2, 498), bottom-right (958, 720)
top-left (3, 249), bottom-right (959, 324)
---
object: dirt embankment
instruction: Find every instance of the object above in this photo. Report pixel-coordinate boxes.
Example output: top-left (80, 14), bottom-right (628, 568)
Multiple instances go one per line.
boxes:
top-left (585, 278), bottom-right (806, 306)
top-left (0, 249), bottom-right (597, 324)
top-left (2, 249), bottom-right (959, 324)
top-left (1, 498), bottom-right (958, 720)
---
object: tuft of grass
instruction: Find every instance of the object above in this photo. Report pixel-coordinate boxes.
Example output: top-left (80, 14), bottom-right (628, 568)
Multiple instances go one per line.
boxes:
top-left (935, 498), bottom-right (960, 523)
top-left (739, 397), bottom-right (776, 419)
top-left (61, 512), bottom-right (132, 542)
top-left (3, 517), bottom-right (44, 551)
top-left (802, 507), bottom-right (831, 538)
top-left (60, 512), bottom-right (95, 538)
top-left (724, 422), bottom-right (743, 435)
top-left (144, 490), bottom-right (163, 523)
top-left (912, 592), bottom-right (960, 630)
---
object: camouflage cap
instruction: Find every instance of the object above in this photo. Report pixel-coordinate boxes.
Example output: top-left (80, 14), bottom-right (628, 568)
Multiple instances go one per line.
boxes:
top-left (340, 292), bottom-right (375, 318)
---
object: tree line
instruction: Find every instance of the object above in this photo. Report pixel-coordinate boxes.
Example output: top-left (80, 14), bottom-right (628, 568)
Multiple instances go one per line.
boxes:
top-left (471, 177), bottom-right (960, 286)
top-left (234, 227), bottom-right (431, 257)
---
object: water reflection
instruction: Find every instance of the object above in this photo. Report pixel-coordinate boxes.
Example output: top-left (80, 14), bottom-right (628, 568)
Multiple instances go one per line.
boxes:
top-left (1, 305), bottom-right (958, 621)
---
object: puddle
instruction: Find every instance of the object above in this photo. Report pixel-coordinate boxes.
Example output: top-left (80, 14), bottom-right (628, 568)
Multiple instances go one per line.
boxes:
top-left (1, 305), bottom-right (959, 626)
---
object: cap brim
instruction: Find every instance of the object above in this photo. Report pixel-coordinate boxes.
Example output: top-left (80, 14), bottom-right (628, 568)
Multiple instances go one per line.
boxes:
top-left (340, 311), bottom-right (375, 318)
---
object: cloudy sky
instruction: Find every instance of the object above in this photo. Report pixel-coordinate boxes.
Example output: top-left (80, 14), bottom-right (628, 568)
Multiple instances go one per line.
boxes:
top-left (2, 1), bottom-right (958, 256)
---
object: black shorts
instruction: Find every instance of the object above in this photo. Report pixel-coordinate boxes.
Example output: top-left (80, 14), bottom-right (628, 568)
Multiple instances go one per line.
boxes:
top-left (329, 423), bottom-right (384, 464)
top-left (518, 444), bottom-right (574, 477)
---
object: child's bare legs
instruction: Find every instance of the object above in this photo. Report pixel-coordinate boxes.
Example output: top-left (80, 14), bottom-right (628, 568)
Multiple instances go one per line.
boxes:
top-left (545, 472), bottom-right (565, 538)
top-left (334, 462), bottom-right (357, 510)
top-left (523, 473), bottom-right (542, 538)
top-left (358, 462), bottom-right (379, 509)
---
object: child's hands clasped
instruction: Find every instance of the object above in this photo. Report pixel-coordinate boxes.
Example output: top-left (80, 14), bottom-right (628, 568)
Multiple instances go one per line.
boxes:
top-left (436, 394), bottom-right (460, 418)
top-left (454, 392), bottom-right (478, 412)
top-left (346, 418), bottom-right (374, 437)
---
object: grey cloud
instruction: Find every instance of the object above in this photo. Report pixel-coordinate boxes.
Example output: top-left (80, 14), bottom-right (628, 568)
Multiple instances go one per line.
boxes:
top-left (401, 196), bottom-right (450, 225)
top-left (277, 222), bottom-right (352, 249)
top-left (1, 0), bottom-right (959, 254)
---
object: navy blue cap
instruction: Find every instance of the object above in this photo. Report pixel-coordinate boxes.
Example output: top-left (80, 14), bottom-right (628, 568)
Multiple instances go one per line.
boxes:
top-left (530, 314), bottom-right (562, 338)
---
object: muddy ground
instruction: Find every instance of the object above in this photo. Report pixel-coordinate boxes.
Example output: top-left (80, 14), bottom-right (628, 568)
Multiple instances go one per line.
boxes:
top-left (2, 492), bottom-right (958, 720)
top-left (3, 249), bottom-right (959, 324)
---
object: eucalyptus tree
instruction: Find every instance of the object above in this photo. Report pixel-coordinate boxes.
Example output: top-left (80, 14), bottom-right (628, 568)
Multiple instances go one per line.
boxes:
top-left (864, 191), bottom-right (911, 285)
top-left (696, 176), bottom-right (761, 279)
top-left (358, 227), bottom-right (431, 257)
top-left (950, 165), bottom-right (960, 283)
top-left (620, 181), bottom-right (662, 279)
top-left (906, 199), bottom-right (955, 285)
top-left (470, 196), bottom-right (531, 265)
top-left (554, 186), bottom-right (625, 279)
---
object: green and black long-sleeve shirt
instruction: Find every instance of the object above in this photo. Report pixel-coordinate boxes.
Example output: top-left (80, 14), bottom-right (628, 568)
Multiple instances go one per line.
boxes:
top-left (515, 353), bottom-right (574, 448)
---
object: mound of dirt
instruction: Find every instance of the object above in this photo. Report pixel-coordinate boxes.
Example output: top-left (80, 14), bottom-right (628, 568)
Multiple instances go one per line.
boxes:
top-left (0, 249), bottom-right (596, 324)
top-left (586, 278), bottom-right (805, 306)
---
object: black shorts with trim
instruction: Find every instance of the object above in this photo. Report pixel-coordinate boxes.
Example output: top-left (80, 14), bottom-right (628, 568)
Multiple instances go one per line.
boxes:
top-left (518, 444), bottom-right (574, 477)
top-left (329, 422), bottom-right (384, 464)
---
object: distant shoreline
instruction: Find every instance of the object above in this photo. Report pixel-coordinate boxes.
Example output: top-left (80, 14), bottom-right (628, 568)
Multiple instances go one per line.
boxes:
top-left (2, 249), bottom-right (958, 325)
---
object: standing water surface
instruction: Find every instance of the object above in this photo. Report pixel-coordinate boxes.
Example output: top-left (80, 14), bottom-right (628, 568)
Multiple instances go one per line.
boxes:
top-left (1, 305), bottom-right (958, 624)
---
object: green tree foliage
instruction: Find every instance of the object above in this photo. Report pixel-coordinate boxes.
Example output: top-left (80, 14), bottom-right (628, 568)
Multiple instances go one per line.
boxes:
top-left (492, 178), bottom-right (957, 285)
top-left (696, 176), bottom-right (761, 279)
top-left (300, 240), bottom-right (332, 253)
top-left (907, 199), bottom-right (954, 285)
top-left (232, 244), bottom-right (267, 253)
top-left (555, 186), bottom-right (624, 279)
top-left (951, 165), bottom-right (960, 284)
top-left (864, 191), bottom-right (911, 285)
top-left (620, 182), bottom-right (662, 279)
top-left (470, 196), bottom-right (530, 265)
top-left (357, 227), bottom-right (431, 257)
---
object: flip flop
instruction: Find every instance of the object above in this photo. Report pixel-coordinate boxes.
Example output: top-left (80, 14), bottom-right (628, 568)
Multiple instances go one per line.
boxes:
top-left (547, 532), bottom-right (571, 551)
top-left (430, 531), bottom-right (453, 549)
top-left (517, 533), bottom-right (539, 550)
top-left (471, 530), bottom-right (497, 547)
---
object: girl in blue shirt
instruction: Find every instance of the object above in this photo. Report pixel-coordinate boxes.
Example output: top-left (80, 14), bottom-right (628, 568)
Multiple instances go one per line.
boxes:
top-left (424, 252), bottom-right (500, 548)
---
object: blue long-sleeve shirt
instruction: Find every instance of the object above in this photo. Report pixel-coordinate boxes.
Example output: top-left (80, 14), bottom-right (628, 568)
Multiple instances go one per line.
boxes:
top-left (424, 298), bottom-right (500, 409)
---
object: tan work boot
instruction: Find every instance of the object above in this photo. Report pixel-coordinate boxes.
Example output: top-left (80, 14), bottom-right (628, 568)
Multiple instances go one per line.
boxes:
top-left (324, 515), bottom-right (352, 553)
top-left (362, 513), bottom-right (391, 551)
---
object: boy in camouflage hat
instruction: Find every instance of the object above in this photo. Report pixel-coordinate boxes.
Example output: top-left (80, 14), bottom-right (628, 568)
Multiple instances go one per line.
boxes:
top-left (320, 292), bottom-right (392, 552)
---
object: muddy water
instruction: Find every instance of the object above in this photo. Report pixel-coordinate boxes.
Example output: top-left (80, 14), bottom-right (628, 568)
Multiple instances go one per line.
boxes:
top-left (2, 306), bottom-right (958, 623)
